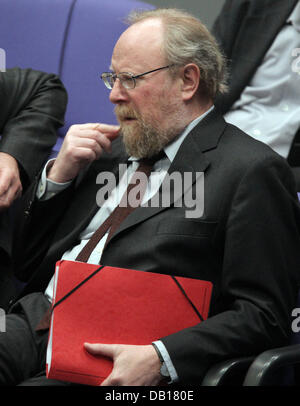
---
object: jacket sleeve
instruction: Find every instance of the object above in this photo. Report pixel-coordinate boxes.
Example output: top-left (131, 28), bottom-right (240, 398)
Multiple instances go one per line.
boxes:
top-left (0, 67), bottom-right (68, 188)
top-left (212, 0), bottom-right (250, 59)
top-left (212, 0), bottom-right (255, 113)
top-left (13, 172), bottom-right (76, 282)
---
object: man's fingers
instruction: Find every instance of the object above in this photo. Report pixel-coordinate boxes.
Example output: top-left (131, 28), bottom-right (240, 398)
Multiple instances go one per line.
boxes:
top-left (77, 123), bottom-right (120, 135)
top-left (71, 132), bottom-right (112, 155)
top-left (72, 138), bottom-right (104, 158)
top-left (0, 178), bottom-right (9, 197)
top-left (84, 343), bottom-right (122, 387)
top-left (0, 171), bottom-right (22, 197)
top-left (72, 126), bottom-right (120, 153)
top-left (92, 123), bottom-right (120, 134)
top-left (94, 125), bottom-right (121, 150)
top-left (84, 343), bottom-right (116, 359)
top-left (49, 122), bottom-right (121, 183)
top-left (0, 179), bottom-right (22, 210)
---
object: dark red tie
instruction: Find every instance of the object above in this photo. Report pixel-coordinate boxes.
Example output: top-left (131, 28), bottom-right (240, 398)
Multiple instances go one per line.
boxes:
top-left (75, 157), bottom-right (157, 262)
top-left (35, 154), bottom-right (163, 331)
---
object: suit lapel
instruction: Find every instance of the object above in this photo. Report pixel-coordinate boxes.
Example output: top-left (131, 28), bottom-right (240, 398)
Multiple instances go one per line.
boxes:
top-left (107, 109), bottom-right (227, 243)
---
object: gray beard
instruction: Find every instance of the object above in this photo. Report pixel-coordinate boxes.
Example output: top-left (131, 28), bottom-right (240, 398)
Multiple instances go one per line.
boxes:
top-left (115, 103), bottom-right (185, 158)
top-left (121, 115), bottom-right (185, 159)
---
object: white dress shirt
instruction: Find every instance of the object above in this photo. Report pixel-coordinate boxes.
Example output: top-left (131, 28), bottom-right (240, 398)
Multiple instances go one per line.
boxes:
top-left (224, 1), bottom-right (300, 158)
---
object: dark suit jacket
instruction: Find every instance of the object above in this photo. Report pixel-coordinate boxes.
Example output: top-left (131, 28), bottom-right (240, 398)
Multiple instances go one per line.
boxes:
top-left (0, 67), bottom-right (67, 187)
top-left (213, 0), bottom-right (300, 169)
top-left (0, 67), bottom-right (67, 308)
top-left (14, 109), bottom-right (300, 384)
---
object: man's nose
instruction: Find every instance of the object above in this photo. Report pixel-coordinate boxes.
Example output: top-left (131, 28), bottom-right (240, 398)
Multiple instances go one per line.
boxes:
top-left (109, 79), bottom-right (128, 104)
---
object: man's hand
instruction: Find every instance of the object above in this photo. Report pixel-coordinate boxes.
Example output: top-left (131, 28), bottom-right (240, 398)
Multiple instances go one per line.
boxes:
top-left (48, 123), bottom-right (120, 183)
top-left (0, 152), bottom-right (22, 211)
top-left (84, 343), bottom-right (163, 386)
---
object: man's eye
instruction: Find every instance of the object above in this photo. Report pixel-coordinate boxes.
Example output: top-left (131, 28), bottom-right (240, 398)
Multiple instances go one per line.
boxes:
top-left (121, 75), bottom-right (133, 84)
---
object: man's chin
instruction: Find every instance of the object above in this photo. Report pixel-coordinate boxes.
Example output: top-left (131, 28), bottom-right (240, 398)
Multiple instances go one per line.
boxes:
top-left (120, 121), bottom-right (173, 158)
top-left (119, 121), bottom-right (139, 135)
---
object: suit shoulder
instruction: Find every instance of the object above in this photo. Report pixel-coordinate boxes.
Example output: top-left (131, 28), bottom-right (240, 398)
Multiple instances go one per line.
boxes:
top-left (222, 122), bottom-right (284, 161)
top-left (212, 122), bottom-right (298, 199)
top-left (218, 122), bottom-right (294, 185)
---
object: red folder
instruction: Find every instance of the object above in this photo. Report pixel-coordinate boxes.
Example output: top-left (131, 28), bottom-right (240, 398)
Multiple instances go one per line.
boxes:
top-left (46, 260), bottom-right (213, 385)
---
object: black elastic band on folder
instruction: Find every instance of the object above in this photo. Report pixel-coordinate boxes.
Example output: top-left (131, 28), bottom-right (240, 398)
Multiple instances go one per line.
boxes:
top-left (51, 265), bottom-right (204, 323)
top-left (52, 265), bottom-right (105, 312)
top-left (171, 276), bottom-right (204, 322)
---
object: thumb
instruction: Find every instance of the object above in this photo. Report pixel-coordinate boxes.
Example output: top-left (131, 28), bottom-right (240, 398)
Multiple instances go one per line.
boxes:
top-left (84, 343), bottom-right (116, 359)
top-left (94, 123), bottom-right (121, 136)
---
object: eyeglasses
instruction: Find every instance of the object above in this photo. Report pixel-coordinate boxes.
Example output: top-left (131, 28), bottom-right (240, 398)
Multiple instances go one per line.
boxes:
top-left (101, 65), bottom-right (174, 90)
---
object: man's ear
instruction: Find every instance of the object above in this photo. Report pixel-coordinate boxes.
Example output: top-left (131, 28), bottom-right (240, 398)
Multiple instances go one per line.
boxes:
top-left (180, 64), bottom-right (200, 101)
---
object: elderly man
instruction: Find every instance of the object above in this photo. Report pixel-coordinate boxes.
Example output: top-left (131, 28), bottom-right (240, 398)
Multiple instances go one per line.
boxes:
top-left (3, 8), bottom-right (300, 386)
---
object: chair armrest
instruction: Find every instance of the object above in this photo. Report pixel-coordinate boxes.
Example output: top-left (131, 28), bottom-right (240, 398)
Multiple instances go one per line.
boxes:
top-left (201, 356), bottom-right (254, 386)
top-left (243, 344), bottom-right (300, 386)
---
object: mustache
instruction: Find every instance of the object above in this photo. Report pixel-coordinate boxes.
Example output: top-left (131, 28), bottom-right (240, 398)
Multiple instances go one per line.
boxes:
top-left (114, 106), bottom-right (139, 122)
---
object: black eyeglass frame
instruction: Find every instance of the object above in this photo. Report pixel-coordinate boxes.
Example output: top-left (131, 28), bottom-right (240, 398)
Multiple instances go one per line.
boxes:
top-left (101, 64), bottom-right (175, 90)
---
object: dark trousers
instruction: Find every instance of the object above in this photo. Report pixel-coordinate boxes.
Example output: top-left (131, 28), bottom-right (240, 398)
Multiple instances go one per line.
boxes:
top-left (0, 292), bottom-right (75, 386)
top-left (0, 203), bottom-right (22, 310)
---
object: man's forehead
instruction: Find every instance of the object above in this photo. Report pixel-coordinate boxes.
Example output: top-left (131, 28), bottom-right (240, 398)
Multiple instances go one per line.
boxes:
top-left (120, 17), bottom-right (163, 41)
top-left (111, 19), bottom-right (165, 71)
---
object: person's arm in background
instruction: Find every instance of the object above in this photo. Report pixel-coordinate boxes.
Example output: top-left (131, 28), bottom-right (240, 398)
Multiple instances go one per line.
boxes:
top-left (212, 0), bottom-right (250, 60)
top-left (0, 67), bottom-right (67, 210)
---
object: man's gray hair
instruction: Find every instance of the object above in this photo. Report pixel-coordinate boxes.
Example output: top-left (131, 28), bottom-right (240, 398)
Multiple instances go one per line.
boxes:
top-left (127, 8), bottom-right (228, 99)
